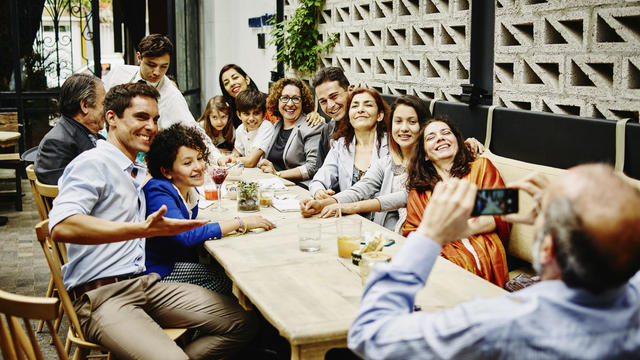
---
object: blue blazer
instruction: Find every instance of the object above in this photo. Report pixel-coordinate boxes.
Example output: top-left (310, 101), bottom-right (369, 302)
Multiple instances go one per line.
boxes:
top-left (143, 178), bottom-right (222, 277)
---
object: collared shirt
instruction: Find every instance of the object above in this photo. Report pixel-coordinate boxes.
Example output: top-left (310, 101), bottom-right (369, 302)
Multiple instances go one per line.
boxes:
top-left (348, 231), bottom-right (640, 360)
top-left (49, 140), bottom-right (148, 290)
top-left (234, 120), bottom-right (274, 157)
top-left (103, 65), bottom-right (221, 164)
top-left (103, 65), bottom-right (194, 130)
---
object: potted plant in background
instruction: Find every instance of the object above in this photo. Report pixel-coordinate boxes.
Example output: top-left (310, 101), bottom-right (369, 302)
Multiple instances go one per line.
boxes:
top-left (268, 0), bottom-right (339, 77)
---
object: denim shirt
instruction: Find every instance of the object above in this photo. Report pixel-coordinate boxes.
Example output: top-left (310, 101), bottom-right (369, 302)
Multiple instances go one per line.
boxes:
top-left (348, 231), bottom-right (640, 360)
top-left (49, 140), bottom-right (148, 290)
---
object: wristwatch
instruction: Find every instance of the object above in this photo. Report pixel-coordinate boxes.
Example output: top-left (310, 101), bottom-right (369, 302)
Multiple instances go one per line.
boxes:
top-left (275, 171), bottom-right (281, 177)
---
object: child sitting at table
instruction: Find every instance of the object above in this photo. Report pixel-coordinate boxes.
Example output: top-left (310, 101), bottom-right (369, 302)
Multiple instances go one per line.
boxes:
top-left (199, 95), bottom-right (235, 151)
top-left (218, 89), bottom-right (275, 167)
top-left (144, 123), bottom-right (275, 294)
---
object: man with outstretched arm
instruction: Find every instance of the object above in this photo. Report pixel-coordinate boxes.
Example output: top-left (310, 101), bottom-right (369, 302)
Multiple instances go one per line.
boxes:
top-left (49, 82), bottom-right (257, 360)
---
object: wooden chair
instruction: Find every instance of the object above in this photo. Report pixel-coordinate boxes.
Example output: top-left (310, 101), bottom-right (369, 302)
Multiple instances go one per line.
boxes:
top-left (25, 165), bottom-right (48, 221)
top-left (33, 178), bottom-right (58, 220)
top-left (0, 289), bottom-right (69, 360)
top-left (0, 111), bottom-right (22, 211)
top-left (35, 220), bottom-right (187, 360)
top-left (25, 167), bottom-right (64, 335)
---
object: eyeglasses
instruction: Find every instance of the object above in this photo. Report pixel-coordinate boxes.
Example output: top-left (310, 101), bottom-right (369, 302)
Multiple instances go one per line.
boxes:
top-left (279, 96), bottom-right (301, 104)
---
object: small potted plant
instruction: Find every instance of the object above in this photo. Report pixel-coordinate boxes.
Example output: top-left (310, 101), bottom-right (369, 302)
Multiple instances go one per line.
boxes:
top-left (237, 181), bottom-right (259, 212)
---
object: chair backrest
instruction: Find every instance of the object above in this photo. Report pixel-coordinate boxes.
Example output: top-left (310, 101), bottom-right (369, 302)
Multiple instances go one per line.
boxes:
top-left (0, 289), bottom-right (69, 360)
top-left (34, 220), bottom-right (85, 344)
top-left (33, 179), bottom-right (58, 221)
top-left (25, 165), bottom-right (48, 221)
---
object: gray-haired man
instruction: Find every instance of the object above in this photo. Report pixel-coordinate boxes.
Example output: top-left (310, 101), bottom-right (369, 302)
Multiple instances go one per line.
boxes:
top-left (35, 73), bottom-right (106, 185)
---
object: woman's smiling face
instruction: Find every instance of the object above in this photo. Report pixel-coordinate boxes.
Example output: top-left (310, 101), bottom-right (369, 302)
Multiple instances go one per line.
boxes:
top-left (278, 84), bottom-right (303, 123)
top-left (391, 104), bottom-right (421, 152)
top-left (423, 121), bottom-right (459, 164)
top-left (221, 68), bottom-right (250, 98)
top-left (348, 92), bottom-right (383, 132)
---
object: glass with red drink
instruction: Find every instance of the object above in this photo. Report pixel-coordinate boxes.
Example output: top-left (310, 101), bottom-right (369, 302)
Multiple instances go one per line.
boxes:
top-left (210, 167), bottom-right (228, 210)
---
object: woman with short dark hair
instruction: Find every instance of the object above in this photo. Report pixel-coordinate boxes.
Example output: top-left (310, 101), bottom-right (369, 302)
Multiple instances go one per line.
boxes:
top-left (143, 123), bottom-right (274, 294)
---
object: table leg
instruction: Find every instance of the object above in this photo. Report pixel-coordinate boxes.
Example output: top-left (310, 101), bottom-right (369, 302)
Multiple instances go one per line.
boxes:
top-left (232, 284), bottom-right (253, 310)
top-left (290, 339), bottom-right (347, 360)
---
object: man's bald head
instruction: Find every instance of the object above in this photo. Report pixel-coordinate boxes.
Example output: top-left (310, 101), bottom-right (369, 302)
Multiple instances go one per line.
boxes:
top-left (543, 164), bottom-right (640, 293)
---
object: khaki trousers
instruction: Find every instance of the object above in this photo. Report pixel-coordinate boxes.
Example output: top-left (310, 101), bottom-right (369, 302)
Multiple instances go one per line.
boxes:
top-left (73, 273), bottom-right (257, 360)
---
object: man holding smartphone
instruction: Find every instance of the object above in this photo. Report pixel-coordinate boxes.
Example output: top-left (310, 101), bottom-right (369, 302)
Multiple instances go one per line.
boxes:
top-left (349, 164), bottom-right (640, 359)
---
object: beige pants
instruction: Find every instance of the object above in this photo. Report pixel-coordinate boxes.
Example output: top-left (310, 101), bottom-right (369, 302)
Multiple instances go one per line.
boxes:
top-left (74, 273), bottom-right (257, 360)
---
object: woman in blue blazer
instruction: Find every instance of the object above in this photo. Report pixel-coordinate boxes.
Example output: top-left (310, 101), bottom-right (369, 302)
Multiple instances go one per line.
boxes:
top-left (143, 124), bottom-right (274, 294)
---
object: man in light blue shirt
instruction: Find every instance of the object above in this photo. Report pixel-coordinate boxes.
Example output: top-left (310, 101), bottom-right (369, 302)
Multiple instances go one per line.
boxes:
top-left (49, 82), bottom-right (257, 360)
top-left (348, 164), bottom-right (640, 359)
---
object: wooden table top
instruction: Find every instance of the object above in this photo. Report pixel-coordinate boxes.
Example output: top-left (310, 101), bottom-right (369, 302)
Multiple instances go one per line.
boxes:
top-left (0, 131), bottom-right (20, 147)
top-left (201, 168), bottom-right (508, 347)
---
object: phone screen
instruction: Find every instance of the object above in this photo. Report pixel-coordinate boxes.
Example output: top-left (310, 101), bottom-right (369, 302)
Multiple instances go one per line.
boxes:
top-left (472, 188), bottom-right (518, 216)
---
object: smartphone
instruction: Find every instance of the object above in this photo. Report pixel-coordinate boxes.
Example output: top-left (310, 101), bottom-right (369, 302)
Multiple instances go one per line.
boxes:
top-left (471, 188), bottom-right (518, 216)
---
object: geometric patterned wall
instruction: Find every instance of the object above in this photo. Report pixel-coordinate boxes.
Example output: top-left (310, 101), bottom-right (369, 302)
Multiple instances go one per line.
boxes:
top-left (495, 0), bottom-right (640, 121)
top-left (285, 0), bottom-right (640, 121)
top-left (299, 0), bottom-right (472, 101)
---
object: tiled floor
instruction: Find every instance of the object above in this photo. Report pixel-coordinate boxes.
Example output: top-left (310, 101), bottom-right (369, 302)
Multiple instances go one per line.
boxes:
top-left (0, 179), bottom-right (68, 358)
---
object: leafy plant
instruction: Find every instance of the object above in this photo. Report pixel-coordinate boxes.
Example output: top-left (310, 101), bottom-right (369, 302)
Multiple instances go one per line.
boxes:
top-left (268, 0), bottom-right (339, 75)
top-left (237, 181), bottom-right (259, 212)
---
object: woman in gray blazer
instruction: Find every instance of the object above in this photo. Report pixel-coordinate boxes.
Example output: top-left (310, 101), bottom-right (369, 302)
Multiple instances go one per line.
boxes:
top-left (301, 96), bottom-right (427, 231)
top-left (258, 78), bottom-right (323, 187)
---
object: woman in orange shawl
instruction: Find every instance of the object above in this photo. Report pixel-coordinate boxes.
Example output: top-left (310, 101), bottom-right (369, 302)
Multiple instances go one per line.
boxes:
top-left (402, 117), bottom-right (510, 287)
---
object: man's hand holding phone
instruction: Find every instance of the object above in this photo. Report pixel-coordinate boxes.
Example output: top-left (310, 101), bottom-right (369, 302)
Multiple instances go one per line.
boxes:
top-left (502, 172), bottom-right (550, 225)
top-left (416, 179), bottom-right (477, 246)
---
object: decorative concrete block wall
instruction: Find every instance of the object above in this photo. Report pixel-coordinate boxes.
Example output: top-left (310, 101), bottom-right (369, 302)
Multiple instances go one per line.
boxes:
top-left (293, 0), bottom-right (472, 101)
top-left (284, 0), bottom-right (639, 121)
top-left (494, 0), bottom-right (640, 121)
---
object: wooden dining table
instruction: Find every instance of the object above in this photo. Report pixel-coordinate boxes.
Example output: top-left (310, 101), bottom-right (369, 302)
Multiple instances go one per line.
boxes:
top-left (201, 168), bottom-right (508, 360)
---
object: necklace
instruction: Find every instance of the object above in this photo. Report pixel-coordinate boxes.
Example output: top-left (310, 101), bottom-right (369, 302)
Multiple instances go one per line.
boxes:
top-left (391, 162), bottom-right (406, 176)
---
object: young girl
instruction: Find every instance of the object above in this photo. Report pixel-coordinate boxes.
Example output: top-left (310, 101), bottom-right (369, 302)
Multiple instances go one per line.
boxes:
top-left (199, 96), bottom-right (235, 151)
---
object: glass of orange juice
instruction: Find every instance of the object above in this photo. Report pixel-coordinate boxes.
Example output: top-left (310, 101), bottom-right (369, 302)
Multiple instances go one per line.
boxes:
top-left (336, 217), bottom-right (362, 258)
top-left (204, 184), bottom-right (218, 200)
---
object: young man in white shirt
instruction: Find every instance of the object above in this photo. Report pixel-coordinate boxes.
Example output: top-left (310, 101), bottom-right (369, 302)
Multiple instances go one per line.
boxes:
top-left (104, 34), bottom-right (221, 163)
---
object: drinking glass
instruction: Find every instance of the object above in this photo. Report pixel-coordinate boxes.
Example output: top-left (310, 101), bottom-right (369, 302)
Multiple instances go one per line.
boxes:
top-left (298, 222), bottom-right (321, 252)
top-left (211, 166), bottom-right (228, 211)
top-left (336, 217), bottom-right (362, 258)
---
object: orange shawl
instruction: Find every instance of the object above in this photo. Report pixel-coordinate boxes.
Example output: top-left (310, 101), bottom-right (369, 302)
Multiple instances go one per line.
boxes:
top-left (402, 158), bottom-right (510, 287)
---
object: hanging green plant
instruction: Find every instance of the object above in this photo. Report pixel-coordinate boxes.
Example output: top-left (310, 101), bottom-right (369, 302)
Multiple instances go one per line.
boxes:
top-left (268, 0), bottom-right (339, 75)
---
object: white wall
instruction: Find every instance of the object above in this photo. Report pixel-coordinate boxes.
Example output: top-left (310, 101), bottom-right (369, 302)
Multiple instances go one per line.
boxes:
top-left (200, 0), bottom-right (277, 107)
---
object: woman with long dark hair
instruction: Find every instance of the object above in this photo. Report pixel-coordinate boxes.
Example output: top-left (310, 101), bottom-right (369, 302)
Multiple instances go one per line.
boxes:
top-left (402, 117), bottom-right (510, 287)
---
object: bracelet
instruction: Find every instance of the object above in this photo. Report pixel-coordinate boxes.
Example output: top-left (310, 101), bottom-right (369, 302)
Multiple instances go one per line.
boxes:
top-left (234, 216), bottom-right (247, 234)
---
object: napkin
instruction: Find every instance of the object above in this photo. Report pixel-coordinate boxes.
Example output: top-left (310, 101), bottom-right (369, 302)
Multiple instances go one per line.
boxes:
top-left (272, 198), bottom-right (300, 212)
top-left (258, 178), bottom-right (287, 190)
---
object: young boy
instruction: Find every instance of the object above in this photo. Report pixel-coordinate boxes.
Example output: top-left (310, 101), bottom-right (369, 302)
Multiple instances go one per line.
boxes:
top-left (223, 90), bottom-right (274, 167)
